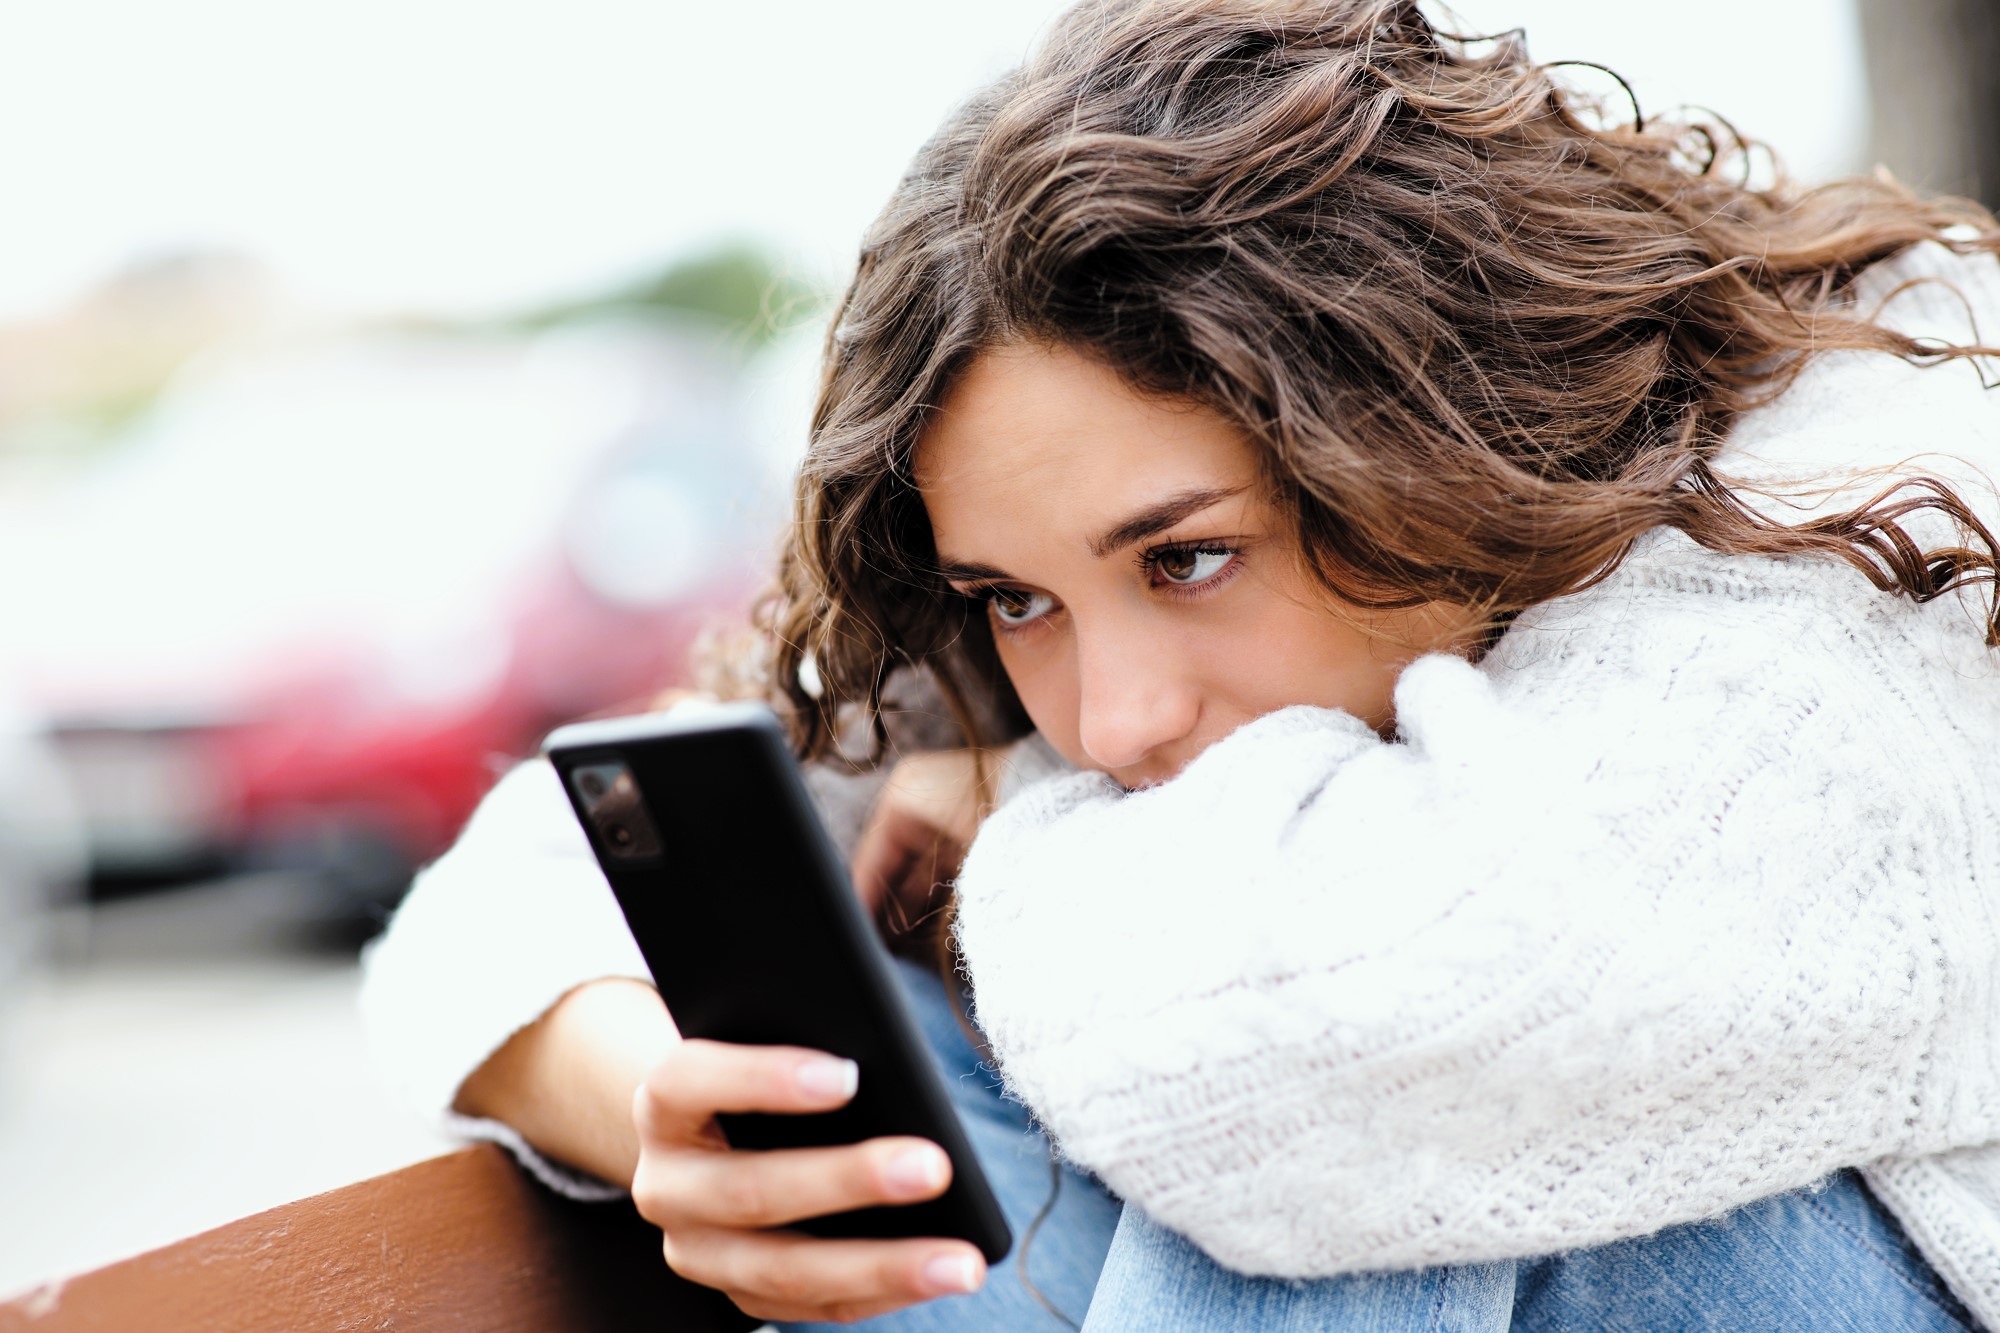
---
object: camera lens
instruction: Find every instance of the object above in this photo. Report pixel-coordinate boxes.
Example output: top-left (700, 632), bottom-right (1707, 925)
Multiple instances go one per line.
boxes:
top-left (568, 759), bottom-right (662, 861)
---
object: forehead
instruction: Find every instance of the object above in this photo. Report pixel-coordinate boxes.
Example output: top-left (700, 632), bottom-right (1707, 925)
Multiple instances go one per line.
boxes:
top-left (915, 344), bottom-right (1262, 536)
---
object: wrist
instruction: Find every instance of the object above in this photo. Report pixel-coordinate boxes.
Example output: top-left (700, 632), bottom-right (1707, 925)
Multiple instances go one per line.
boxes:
top-left (455, 975), bottom-right (675, 1188)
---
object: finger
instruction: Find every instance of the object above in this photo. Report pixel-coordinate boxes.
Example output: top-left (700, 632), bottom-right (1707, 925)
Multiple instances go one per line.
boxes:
top-left (910, 833), bottom-right (968, 901)
top-left (860, 814), bottom-right (973, 940)
top-left (849, 806), bottom-right (921, 915)
top-left (646, 1135), bottom-right (952, 1230)
top-left (665, 1228), bottom-right (986, 1317)
top-left (878, 857), bottom-right (962, 943)
top-left (734, 1296), bottom-right (923, 1327)
top-left (636, 1041), bottom-right (858, 1141)
top-left (852, 798), bottom-right (949, 916)
top-left (736, 1288), bottom-right (968, 1327)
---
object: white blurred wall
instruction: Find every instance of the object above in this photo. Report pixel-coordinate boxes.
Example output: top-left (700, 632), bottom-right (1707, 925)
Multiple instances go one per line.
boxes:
top-left (0, 0), bottom-right (1886, 1301)
top-left (0, 0), bottom-right (1866, 324)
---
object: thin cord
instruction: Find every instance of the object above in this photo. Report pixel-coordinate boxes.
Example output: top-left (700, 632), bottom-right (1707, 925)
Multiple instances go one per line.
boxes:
top-left (1015, 1152), bottom-right (1083, 1331)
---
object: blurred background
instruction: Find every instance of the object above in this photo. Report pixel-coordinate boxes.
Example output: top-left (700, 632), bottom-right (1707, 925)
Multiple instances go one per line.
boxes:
top-left (0, 0), bottom-right (1991, 1299)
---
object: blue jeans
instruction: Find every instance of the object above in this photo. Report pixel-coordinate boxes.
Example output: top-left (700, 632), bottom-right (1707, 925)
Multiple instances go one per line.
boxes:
top-left (781, 960), bottom-right (1975, 1332)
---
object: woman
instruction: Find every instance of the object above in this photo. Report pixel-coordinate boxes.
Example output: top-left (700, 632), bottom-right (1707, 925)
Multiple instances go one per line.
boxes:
top-left (362, 1), bottom-right (2000, 1328)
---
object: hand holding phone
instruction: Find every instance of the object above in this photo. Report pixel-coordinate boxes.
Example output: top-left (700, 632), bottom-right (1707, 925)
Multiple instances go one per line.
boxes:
top-left (543, 704), bottom-right (1013, 1323)
top-left (628, 1037), bottom-right (990, 1324)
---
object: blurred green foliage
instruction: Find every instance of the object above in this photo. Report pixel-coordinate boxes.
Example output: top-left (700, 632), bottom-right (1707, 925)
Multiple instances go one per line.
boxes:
top-left (0, 244), bottom-right (828, 461)
top-left (515, 243), bottom-right (825, 353)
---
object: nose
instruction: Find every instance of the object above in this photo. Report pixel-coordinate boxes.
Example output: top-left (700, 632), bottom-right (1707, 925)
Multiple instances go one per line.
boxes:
top-left (1072, 623), bottom-right (1202, 777)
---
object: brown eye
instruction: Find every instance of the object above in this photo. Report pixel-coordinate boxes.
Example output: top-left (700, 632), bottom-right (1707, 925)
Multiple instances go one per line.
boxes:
top-left (989, 587), bottom-right (1057, 626)
top-left (1152, 546), bottom-right (1233, 585)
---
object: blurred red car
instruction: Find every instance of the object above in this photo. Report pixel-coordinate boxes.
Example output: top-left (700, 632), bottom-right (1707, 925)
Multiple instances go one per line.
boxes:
top-left (1, 323), bottom-right (787, 924)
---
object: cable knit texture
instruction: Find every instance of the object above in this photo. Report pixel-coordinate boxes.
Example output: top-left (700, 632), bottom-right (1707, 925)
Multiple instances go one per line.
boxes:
top-left (361, 241), bottom-right (2000, 1328)
top-left (950, 242), bottom-right (2000, 1326)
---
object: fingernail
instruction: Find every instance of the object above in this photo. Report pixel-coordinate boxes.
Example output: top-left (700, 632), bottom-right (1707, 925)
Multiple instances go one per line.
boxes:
top-left (884, 1145), bottom-right (949, 1197)
top-left (795, 1056), bottom-right (858, 1101)
top-left (921, 1252), bottom-right (983, 1295)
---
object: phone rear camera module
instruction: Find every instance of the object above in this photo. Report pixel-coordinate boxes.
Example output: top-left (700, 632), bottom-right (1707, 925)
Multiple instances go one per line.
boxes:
top-left (567, 760), bottom-right (664, 862)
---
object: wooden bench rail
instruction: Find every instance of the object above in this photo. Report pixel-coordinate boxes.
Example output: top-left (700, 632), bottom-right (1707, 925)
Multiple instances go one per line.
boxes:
top-left (0, 1144), bottom-right (757, 1332)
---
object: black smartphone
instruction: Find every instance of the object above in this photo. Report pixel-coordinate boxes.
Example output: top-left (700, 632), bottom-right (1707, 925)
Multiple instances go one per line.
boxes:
top-left (542, 703), bottom-right (1013, 1265)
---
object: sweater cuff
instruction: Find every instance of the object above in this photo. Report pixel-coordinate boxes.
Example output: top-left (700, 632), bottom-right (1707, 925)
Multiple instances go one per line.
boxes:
top-left (357, 760), bottom-right (654, 1131)
top-left (441, 1110), bottom-right (629, 1202)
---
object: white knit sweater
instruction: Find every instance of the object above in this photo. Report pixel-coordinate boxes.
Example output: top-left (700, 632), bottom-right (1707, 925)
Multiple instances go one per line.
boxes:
top-left (954, 240), bottom-right (2000, 1323)
top-left (360, 240), bottom-right (2000, 1327)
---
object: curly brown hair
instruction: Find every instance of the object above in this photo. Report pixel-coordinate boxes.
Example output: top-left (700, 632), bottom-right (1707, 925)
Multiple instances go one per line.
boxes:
top-left (756, 0), bottom-right (2000, 763)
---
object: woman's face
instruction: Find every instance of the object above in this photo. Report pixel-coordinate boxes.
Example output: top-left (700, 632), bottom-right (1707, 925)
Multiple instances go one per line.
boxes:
top-left (917, 343), bottom-right (1479, 790)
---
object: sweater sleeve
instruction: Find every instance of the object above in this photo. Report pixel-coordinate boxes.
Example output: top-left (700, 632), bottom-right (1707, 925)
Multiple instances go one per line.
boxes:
top-left (357, 758), bottom-right (653, 1198)
top-left (358, 740), bottom-right (901, 1198)
top-left (951, 551), bottom-right (2000, 1276)
top-left (357, 704), bottom-right (1042, 1197)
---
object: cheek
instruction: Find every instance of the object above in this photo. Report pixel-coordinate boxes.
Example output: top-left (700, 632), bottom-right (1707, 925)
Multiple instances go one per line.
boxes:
top-left (1291, 603), bottom-right (1469, 731)
top-left (1244, 608), bottom-right (1400, 726)
top-left (991, 630), bottom-right (1083, 755)
top-left (1202, 567), bottom-right (1449, 732)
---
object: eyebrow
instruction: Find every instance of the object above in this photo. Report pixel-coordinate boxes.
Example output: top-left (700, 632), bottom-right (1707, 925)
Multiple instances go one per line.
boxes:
top-left (1087, 484), bottom-right (1248, 558)
top-left (933, 556), bottom-right (1016, 585)
top-left (934, 484), bottom-right (1249, 585)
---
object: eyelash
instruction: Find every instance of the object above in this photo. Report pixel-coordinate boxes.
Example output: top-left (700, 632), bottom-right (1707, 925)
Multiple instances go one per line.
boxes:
top-left (1138, 541), bottom-right (1244, 599)
top-left (967, 540), bottom-right (1245, 633)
